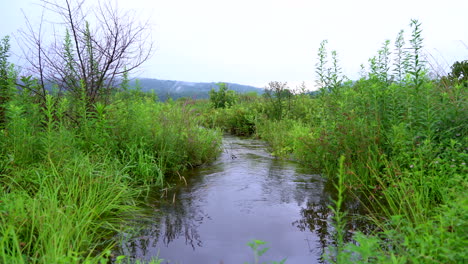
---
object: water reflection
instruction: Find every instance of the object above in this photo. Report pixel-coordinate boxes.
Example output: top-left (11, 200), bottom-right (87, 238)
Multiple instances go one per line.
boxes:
top-left (117, 135), bottom-right (368, 264)
top-left (293, 200), bottom-right (331, 261)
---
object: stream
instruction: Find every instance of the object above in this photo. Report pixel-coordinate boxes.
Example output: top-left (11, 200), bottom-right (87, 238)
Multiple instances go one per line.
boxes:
top-left (117, 135), bottom-right (365, 263)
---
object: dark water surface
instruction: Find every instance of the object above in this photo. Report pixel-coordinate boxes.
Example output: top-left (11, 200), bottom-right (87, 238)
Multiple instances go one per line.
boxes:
top-left (118, 135), bottom-right (348, 264)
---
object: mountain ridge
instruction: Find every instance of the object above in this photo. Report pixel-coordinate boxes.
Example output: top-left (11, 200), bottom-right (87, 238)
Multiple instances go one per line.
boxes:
top-left (130, 78), bottom-right (263, 101)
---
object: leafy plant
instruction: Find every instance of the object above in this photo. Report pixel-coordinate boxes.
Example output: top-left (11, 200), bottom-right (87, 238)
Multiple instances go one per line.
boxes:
top-left (262, 81), bottom-right (292, 120)
top-left (209, 82), bottom-right (238, 108)
top-left (0, 35), bottom-right (16, 127)
top-left (245, 239), bottom-right (286, 264)
top-left (409, 19), bottom-right (426, 91)
top-left (325, 156), bottom-right (348, 263)
top-left (316, 40), bottom-right (329, 91)
top-left (393, 29), bottom-right (410, 82)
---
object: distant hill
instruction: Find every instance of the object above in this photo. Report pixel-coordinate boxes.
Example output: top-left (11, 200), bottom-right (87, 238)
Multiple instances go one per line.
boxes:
top-left (130, 78), bottom-right (263, 101)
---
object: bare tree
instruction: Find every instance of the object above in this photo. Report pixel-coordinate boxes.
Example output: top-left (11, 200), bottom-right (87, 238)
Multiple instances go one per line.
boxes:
top-left (18, 0), bottom-right (153, 105)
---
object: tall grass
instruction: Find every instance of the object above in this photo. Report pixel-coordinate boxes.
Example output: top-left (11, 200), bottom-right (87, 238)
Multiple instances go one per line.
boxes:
top-left (0, 79), bottom-right (222, 263)
top-left (201, 20), bottom-right (467, 263)
top-left (1, 154), bottom-right (139, 263)
top-left (2, 18), bottom-right (465, 262)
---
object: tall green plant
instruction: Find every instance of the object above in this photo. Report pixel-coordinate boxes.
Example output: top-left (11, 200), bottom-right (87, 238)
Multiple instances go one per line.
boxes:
top-left (369, 40), bottom-right (391, 85)
top-left (63, 29), bottom-right (79, 96)
top-left (327, 156), bottom-right (348, 263)
top-left (409, 19), bottom-right (426, 91)
top-left (245, 239), bottom-right (286, 264)
top-left (316, 40), bottom-right (329, 92)
top-left (209, 82), bottom-right (237, 108)
top-left (393, 30), bottom-right (410, 82)
top-left (315, 41), bottom-right (346, 93)
top-left (120, 66), bottom-right (130, 92)
top-left (378, 40), bottom-right (392, 84)
top-left (0, 36), bottom-right (12, 83)
top-left (329, 50), bottom-right (346, 91)
top-left (0, 36), bottom-right (16, 127)
top-left (263, 81), bottom-right (292, 120)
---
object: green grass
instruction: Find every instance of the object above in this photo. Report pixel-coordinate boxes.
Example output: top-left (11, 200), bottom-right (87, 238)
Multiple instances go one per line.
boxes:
top-left (0, 89), bottom-right (222, 263)
top-left (196, 20), bottom-right (467, 263)
top-left (249, 80), bottom-right (467, 262)
top-left (1, 19), bottom-right (466, 263)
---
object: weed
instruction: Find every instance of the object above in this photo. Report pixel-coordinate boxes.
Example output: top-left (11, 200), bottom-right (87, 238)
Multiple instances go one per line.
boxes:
top-left (244, 239), bottom-right (287, 264)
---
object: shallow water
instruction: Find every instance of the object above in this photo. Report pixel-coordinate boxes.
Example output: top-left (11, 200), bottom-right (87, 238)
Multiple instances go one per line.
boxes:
top-left (117, 135), bottom-right (356, 264)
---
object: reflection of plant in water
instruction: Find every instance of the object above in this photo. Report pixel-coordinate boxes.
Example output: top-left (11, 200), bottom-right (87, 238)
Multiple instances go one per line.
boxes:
top-left (292, 176), bottom-right (375, 263)
top-left (244, 240), bottom-right (287, 264)
top-left (292, 200), bottom-right (331, 263)
top-left (118, 189), bottom-right (206, 258)
top-left (155, 195), bottom-right (205, 249)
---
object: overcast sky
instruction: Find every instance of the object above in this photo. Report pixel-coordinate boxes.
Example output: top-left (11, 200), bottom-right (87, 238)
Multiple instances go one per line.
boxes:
top-left (1, 0), bottom-right (467, 88)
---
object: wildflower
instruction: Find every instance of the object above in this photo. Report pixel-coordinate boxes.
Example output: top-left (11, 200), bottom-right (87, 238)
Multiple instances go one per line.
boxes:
top-left (409, 164), bottom-right (414, 169)
top-left (462, 162), bottom-right (466, 166)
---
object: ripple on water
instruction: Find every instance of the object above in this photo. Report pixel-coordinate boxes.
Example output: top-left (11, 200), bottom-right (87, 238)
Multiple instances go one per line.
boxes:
top-left (116, 135), bottom-right (366, 264)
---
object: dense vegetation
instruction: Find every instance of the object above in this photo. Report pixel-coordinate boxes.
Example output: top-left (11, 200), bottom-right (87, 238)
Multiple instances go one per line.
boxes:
top-left (202, 20), bottom-right (467, 263)
top-left (0, 35), bottom-right (222, 263)
top-left (1, 16), bottom-right (466, 264)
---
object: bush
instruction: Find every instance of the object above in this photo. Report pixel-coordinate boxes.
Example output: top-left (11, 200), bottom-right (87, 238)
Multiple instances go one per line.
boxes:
top-left (209, 82), bottom-right (238, 108)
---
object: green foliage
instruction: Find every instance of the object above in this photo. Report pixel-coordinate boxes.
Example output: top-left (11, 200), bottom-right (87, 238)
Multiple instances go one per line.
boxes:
top-left (114, 255), bottom-right (164, 264)
top-left (199, 20), bottom-right (467, 263)
top-left (393, 29), bottom-right (410, 82)
top-left (0, 153), bottom-right (140, 264)
top-left (245, 239), bottom-right (286, 264)
top-left (222, 104), bottom-right (257, 136)
top-left (256, 119), bottom-right (308, 157)
top-left (1, 19), bottom-right (466, 263)
top-left (120, 67), bottom-right (130, 92)
top-left (63, 29), bottom-right (79, 92)
top-left (0, 36), bottom-right (11, 78)
top-left (369, 40), bottom-right (392, 85)
top-left (315, 40), bottom-right (347, 93)
top-left (329, 50), bottom-right (346, 91)
top-left (262, 81), bottom-right (292, 120)
top-left (325, 156), bottom-right (349, 263)
top-left (444, 60), bottom-right (468, 87)
top-left (201, 93), bottom-right (261, 136)
top-left (209, 82), bottom-right (238, 108)
top-left (0, 36), bottom-right (17, 127)
top-left (315, 40), bottom-right (329, 90)
top-left (108, 93), bottom-right (221, 179)
top-left (252, 79), bottom-right (465, 263)
top-left (1, 74), bottom-right (222, 263)
top-left (409, 19), bottom-right (426, 90)
top-left (449, 60), bottom-right (468, 81)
